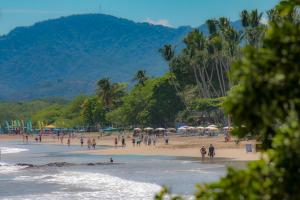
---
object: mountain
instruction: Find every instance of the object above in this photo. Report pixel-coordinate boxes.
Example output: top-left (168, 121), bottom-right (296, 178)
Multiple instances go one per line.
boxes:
top-left (0, 14), bottom-right (191, 100)
top-left (0, 14), bottom-right (242, 101)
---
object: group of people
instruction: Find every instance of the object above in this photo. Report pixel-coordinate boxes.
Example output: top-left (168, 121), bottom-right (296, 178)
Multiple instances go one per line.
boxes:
top-left (114, 136), bottom-right (126, 147)
top-left (200, 144), bottom-right (215, 160)
top-left (78, 137), bottom-right (97, 150)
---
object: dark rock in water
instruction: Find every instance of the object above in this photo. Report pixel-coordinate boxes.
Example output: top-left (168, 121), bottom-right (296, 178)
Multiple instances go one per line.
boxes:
top-left (45, 162), bottom-right (73, 167)
top-left (16, 163), bottom-right (35, 167)
top-left (87, 163), bottom-right (95, 166)
top-left (15, 161), bottom-right (120, 169)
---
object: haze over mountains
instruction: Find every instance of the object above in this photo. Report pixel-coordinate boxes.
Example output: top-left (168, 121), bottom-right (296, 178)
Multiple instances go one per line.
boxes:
top-left (0, 13), bottom-right (241, 100)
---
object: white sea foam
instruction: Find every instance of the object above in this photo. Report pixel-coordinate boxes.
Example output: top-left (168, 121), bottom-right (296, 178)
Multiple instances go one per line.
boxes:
top-left (0, 147), bottom-right (28, 154)
top-left (12, 171), bottom-right (161, 200)
top-left (0, 162), bottom-right (27, 174)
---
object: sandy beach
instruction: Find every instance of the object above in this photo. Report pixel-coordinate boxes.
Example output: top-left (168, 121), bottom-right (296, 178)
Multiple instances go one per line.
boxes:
top-left (0, 133), bottom-right (260, 161)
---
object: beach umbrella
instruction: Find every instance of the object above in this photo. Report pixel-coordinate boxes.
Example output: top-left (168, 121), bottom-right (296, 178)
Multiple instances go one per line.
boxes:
top-left (196, 126), bottom-right (205, 130)
top-left (187, 126), bottom-right (195, 130)
top-left (155, 128), bottom-right (165, 131)
top-left (223, 126), bottom-right (233, 130)
top-left (207, 124), bottom-right (217, 128)
top-left (134, 128), bottom-right (141, 131)
top-left (144, 127), bottom-right (153, 131)
top-left (178, 127), bottom-right (187, 130)
top-left (167, 128), bottom-right (176, 132)
top-left (206, 126), bottom-right (219, 131)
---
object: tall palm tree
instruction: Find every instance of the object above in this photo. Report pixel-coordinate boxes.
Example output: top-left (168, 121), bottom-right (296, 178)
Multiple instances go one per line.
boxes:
top-left (159, 44), bottom-right (175, 61)
top-left (133, 70), bottom-right (148, 86)
top-left (96, 78), bottom-right (113, 107)
top-left (249, 9), bottom-right (263, 27)
top-left (240, 10), bottom-right (250, 28)
top-left (206, 19), bottom-right (218, 36)
top-left (240, 9), bottom-right (264, 47)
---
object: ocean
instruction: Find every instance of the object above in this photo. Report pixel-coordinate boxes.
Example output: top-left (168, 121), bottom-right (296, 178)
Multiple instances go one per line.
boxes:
top-left (0, 141), bottom-right (226, 200)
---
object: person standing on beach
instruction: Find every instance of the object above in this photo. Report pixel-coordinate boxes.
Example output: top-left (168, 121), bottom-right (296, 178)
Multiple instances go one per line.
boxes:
top-left (87, 138), bottom-right (91, 150)
top-left (208, 144), bottom-right (215, 159)
top-left (114, 137), bottom-right (118, 148)
top-left (200, 145), bottom-right (207, 161)
top-left (67, 138), bottom-right (71, 147)
top-left (121, 136), bottom-right (126, 147)
top-left (80, 137), bottom-right (84, 147)
top-left (164, 135), bottom-right (169, 145)
top-left (92, 138), bottom-right (96, 149)
top-left (132, 137), bottom-right (135, 147)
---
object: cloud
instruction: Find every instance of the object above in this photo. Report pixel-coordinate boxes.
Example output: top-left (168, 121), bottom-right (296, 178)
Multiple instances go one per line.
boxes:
top-left (144, 18), bottom-right (173, 27)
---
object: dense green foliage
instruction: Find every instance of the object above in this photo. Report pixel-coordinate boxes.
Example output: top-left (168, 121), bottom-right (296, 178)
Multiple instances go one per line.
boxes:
top-left (0, 98), bottom-right (68, 124)
top-left (156, 0), bottom-right (300, 199)
top-left (107, 74), bottom-right (184, 127)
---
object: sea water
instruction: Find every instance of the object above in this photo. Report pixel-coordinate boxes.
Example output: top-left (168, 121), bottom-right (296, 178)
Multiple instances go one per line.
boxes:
top-left (0, 141), bottom-right (226, 199)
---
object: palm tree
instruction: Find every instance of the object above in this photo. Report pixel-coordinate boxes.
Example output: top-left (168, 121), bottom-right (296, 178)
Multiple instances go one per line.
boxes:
top-left (133, 70), bottom-right (148, 86)
top-left (249, 9), bottom-right (263, 27)
top-left (240, 10), bottom-right (250, 28)
top-left (240, 9), bottom-right (264, 47)
top-left (159, 44), bottom-right (175, 61)
top-left (96, 78), bottom-right (113, 107)
top-left (206, 19), bottom-right (218, 36)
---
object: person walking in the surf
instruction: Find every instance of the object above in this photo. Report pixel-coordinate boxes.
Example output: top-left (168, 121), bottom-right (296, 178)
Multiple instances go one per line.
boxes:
top-left (200, 145), bottom-right (207, 161)
top-left (208, 144), bottom-right (215, 159)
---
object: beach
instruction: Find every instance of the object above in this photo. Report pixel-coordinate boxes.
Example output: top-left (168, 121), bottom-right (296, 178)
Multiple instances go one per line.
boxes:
top-left (0, 133), bottom-right (259, 199)
top-left (0, 139), bottom-right (227, 199)
top-left (0, 133), bottom-right (259, 161)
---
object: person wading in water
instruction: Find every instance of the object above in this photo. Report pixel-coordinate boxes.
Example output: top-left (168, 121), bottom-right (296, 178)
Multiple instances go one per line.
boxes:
top-left (208, 144), bottom-right (215, 159)
top-left (200, 145), bottom-right (207, 161)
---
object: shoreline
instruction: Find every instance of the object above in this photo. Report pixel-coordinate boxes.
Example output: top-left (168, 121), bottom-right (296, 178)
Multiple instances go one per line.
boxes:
top-left (0, 133), bottom-right (260, 162)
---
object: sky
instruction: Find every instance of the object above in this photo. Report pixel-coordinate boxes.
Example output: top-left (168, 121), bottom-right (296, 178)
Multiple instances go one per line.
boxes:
top-left (0, 0), bottom-right (279, 35)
